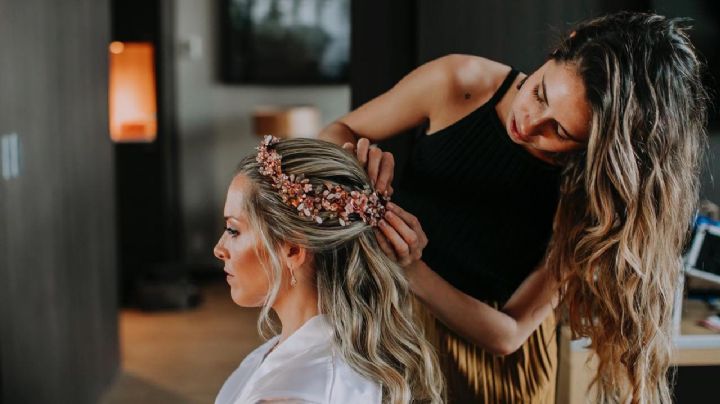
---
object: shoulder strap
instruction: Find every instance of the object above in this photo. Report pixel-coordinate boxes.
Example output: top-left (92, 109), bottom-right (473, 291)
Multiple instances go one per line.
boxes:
top-left (488, 68), bottom-right (519, 105)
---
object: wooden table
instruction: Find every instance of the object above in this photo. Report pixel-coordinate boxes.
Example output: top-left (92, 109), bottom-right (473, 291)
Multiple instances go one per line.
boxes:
top-left (556, 299), bottom-right (720, 403)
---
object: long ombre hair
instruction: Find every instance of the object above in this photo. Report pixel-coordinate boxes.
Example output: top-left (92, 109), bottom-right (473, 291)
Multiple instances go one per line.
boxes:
top-left (545, 12), bottom-right (709, 403)
top-left (235, 138), bottom-right (444, 404)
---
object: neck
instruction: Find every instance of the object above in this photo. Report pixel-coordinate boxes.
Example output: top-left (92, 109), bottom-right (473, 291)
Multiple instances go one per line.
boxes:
top-left (272, 282), bottom-right (320, 344)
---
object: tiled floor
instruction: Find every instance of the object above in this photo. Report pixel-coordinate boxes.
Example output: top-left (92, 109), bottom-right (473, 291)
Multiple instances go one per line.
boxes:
top-left (100, 281), bottom-right (263, 404)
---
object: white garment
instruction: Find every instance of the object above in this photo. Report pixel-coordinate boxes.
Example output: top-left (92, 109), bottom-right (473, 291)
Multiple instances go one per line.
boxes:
top-left (215, 315), bottom-right (382, 404)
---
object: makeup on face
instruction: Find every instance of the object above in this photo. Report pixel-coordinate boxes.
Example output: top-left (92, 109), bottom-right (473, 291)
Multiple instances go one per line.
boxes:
top-left (506, 60), bottom-right (591, 154)
top-left (214, 175), bottom-right (272, 307)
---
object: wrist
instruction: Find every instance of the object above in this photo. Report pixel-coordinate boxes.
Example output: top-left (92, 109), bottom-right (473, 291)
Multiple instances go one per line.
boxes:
top-left (404, 260), bottom-right (426, 298)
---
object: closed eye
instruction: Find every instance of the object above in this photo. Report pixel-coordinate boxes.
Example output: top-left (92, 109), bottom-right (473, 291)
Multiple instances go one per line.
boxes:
top-left (532, 85), bottom-right (544, 104)
top-left (556, 126), bottom-right (571, 141)
top-left (533, 84), bottom-right (574, 141)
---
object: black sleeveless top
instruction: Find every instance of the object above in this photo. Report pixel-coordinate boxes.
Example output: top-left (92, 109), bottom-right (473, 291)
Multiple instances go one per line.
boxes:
top-left (393, 69), bottom-right (561, 303)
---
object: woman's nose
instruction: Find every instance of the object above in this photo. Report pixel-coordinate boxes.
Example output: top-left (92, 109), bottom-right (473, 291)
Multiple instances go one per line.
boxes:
top-left (521, 113), bottom-right (547, 137)
top-left (214, 241), bottom-right (228, 260)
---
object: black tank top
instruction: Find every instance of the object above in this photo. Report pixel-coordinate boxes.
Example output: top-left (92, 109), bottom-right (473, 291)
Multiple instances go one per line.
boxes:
top-left (394, 68), bottom-right (561, 303)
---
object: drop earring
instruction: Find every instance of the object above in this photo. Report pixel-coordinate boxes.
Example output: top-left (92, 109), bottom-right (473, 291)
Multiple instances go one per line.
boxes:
top-left (290, 269), bottom-right (297, 287)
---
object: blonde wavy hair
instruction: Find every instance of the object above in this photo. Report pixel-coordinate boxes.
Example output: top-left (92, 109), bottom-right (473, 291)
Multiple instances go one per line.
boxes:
top-left (234, 138), bottom-right (444, 404)
top-left (545, 12), bottom-right (709, 403)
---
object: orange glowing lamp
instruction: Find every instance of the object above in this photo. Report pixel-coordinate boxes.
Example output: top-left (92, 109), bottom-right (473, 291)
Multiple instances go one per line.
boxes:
top-left (109, 41), bottom-right (157, 142)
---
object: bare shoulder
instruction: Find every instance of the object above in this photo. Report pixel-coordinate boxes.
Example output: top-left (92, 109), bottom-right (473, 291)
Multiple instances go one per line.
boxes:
top-left (405, 55), bottom-right (507, 86)
top-left (420, 55), bottom-right (515, 133)
top-left (439, 54), bottom-right (514, 101)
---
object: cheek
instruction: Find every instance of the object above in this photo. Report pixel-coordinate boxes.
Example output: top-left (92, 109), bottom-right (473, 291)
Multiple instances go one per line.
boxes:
top-left (538, 138), bottom-right (584, 153)
top-left (227, 239), bottom-right (271, 307)
top-left (513, 92), bottom-right (538, 116)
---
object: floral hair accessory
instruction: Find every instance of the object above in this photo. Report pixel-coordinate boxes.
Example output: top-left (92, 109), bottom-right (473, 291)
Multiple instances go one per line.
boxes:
top-left (255, 135), bottom-right (388, 227)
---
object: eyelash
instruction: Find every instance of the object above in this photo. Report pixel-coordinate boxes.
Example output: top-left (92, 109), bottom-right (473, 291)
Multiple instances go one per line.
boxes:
top-left (532, 85), bottom-right (544, 104)
top-left (224, 226), bottom-right (239, 237)
top-left (532, 85), bottom-right (569, 141)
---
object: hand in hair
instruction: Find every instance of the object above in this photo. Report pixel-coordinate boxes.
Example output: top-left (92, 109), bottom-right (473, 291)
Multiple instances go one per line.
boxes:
top-left (375, 202), bottom-right (428, 267)
top-left (342, 138), bottom-right (395, 196)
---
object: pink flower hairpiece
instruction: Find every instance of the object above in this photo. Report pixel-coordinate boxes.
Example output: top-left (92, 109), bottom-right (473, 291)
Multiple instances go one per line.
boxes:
top-left (255, 135), bottom-right (388, 227)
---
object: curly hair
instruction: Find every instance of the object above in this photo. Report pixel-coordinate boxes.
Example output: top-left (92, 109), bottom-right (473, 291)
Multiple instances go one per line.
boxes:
top-left (236, 138), bottom-right (445, 403)
top-left (545, 12), bottom-right (709, 403)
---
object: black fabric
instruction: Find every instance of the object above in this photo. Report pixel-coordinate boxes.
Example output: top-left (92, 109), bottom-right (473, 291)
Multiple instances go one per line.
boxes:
top-left (394, 69), bottom-right (561, 303)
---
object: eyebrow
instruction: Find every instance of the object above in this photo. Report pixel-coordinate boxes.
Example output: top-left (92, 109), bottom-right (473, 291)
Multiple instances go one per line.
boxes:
top-left (541, 74), bottom-right (583, 143)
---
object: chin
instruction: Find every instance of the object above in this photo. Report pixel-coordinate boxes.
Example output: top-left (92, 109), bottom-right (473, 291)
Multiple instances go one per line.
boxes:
top-left (230, 288), bottom-right (265, 307)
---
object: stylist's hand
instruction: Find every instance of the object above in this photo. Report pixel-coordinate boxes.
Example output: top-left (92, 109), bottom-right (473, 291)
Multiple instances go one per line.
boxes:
top-left (343, 138), bottom-right (395, 196)
top-left (374, 202), bottom-right (428, 267)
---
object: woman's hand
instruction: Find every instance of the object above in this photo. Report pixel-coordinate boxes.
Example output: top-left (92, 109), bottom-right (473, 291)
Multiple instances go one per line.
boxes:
top-left (342, 138), bottom-right (395, 196)
top-left (374, 202), bottom-right (428, 267)
top-left (342, 138), bottom-right (424, 265)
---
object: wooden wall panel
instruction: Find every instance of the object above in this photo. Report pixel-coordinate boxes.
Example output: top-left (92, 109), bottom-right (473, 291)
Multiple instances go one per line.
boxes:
top-left (0, 0), bottom-right (118, 403)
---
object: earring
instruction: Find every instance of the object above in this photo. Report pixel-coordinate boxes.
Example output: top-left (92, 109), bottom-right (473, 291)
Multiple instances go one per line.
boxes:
top-left (290, 270), bottom-right (297, 287)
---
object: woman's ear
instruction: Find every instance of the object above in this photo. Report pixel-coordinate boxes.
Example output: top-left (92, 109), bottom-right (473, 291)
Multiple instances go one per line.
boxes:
top-left (285, 243), bottom-right (308, 271)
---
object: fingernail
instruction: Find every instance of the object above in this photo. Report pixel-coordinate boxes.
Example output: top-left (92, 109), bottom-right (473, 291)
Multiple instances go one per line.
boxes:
top-left (387, 202), bottom-right (395, 210)
top-left (385, 211), bottom-right (394, 219)
top-left (379, 220), bottom-right (387, 227)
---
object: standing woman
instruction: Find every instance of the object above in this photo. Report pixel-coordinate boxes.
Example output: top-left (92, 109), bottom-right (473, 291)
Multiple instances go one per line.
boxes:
top-left (320, 12), bottom-right (708, 404)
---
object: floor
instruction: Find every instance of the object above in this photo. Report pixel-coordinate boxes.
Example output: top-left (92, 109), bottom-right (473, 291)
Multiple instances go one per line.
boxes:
top-left (99, 280), bottom-right (263, 404)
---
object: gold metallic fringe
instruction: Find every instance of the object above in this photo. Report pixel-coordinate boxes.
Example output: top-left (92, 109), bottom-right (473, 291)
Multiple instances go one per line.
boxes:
top-left (414, 298), bottom-right (558, 403)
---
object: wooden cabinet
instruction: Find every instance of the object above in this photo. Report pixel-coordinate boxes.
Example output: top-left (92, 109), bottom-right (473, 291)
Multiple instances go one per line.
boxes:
top-left (0, 1), bottom-right (119, 402)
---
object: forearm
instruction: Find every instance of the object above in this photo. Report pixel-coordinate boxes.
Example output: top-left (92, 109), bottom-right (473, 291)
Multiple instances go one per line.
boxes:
top-left (407, 260), bottom-right (556, 355)
top-left (318, 121), bottom-right (358, 145)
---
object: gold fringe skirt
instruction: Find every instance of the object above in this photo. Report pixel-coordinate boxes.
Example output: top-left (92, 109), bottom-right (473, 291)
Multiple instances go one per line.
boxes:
top-left (416, 300), bottom-right (558, 404)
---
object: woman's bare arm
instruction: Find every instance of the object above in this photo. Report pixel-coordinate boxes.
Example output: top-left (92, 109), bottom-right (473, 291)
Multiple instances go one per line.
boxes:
top-left (377, 203), bottom-right (559, 355)
top-left (407, 259), bottom-right (558, 355)
top-left (318, 55), bottom-right (460, 145)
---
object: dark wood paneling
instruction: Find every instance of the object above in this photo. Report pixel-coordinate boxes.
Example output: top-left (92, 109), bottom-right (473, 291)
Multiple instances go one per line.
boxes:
top-left (0, 0), bottom-right (118, 403)
top-left (112, 0), bottom-right (184, 304)
top-left (350, 0), bottom-right (418, 186)
top-left (416, 0), bottom-right (607, 72)
top-left (350, 0), bottom-right (417, 108)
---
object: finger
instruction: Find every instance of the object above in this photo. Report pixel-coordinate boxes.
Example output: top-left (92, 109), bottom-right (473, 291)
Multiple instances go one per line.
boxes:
top-left (374, 228), bottom-right (398, 262)
top-left (342, 142), bottom-right (355, 152)
top-left (387, 185), bottom-right (394, 197)
top-left (375, 151), bottom-right (395, 193)
top-left (356, 138), bottom-right (370, 167)
top-left (384, 210), bottom-right (420, 257)
top-left (387, 203), bottom-right (427, 249)
top-left (367, 146), bottom-right (383, 187)
top-left (378, 219), bottom-right (412, 266)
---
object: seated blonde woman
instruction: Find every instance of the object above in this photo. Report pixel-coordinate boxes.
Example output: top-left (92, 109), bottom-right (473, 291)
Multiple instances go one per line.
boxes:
top-left (214, 136), bottom-right (444, 404)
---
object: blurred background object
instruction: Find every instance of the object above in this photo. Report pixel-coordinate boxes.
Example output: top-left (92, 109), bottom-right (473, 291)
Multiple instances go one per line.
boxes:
top-left (0, 0), bottom-right (118, 402)
top-left (220, 0), bottom-right (350, 84)
top-left (109, 41), bottom-right (158, 143)
top-left (252, 105), bottom-right (321, 138)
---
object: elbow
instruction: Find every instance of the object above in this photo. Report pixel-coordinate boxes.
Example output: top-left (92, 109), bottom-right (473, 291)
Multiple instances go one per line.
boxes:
top-left (488, 339), bottom-right (523, 356)
top-left (318, 120), bottom-right (355, 143)
top-left (483, 323), bottom-right (524, 356)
